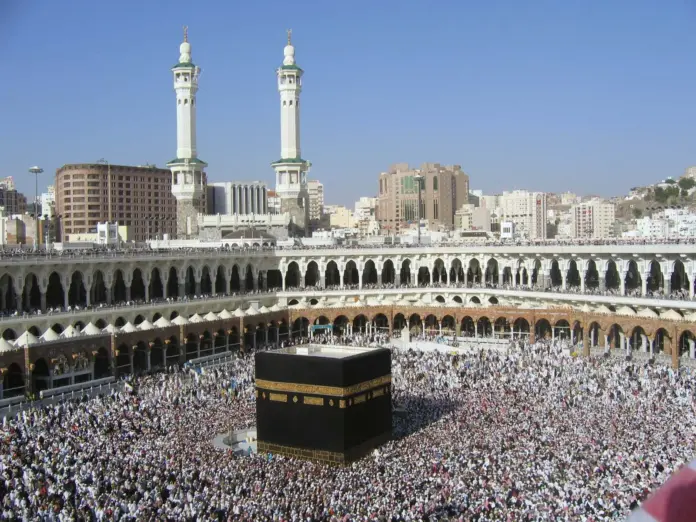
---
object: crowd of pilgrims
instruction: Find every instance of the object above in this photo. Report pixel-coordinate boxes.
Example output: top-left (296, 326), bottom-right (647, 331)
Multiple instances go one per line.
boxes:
top-left (1, 337), bottom-right (695, 521)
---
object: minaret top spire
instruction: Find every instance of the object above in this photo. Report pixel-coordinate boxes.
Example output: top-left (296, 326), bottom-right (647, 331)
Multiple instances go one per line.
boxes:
top-left (283, 29), bottom-right (296, 66)
top-left (179, 26), bottom-right (192, 64)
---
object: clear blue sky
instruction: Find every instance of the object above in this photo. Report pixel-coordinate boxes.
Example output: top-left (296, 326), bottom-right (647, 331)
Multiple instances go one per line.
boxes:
top-left (3, 0), bottom-right (695, 205)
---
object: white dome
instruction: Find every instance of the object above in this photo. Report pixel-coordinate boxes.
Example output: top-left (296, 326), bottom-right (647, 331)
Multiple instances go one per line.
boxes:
top-left (154, 317), bottom-right (172, 328)
top-left (189, 313), bottom-right (204, 323)
top-left (82, 322), bottom-right (102, 336)
top-left (258, 305), bottom-right (271, 314)
top-left (217, 309), bottom-right (233, 319)
top-left (283, 44), bottom-right (295, 66)
top-left (40, 328), bottom-right (60, 342)
top-left (204, 311), bottom-right (219, 321)
top-left (171, 315), bottom-right (189, 325)
top-left (14, 331), bottom-right (38, 347)
top-left (138, 320), bottom-right (155, 331)
top-left (0, 338), bottom-right (15, 352)
top-left (102, 324), bottom-right (119, 334)
top-left (660, 309), bottom-right (683, 321)
top-left (245, 307), bottom-right (259, 316)
top-left (595, 305), bottom-right (612, 314)
top-left (637, 308), bottom-right (659, 318)
top-left (616, 306), bottom-right (636, 317)
top-left (233, 308), bottom-right (246, 318)
top-left (61, 325), bottom-right (80, 338)
top-left (120, 322), bottom-right (137, 333)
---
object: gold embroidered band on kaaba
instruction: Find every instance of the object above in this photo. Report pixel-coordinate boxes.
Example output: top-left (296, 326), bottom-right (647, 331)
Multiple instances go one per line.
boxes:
top-left (255, 374), bottom-right (391, 397)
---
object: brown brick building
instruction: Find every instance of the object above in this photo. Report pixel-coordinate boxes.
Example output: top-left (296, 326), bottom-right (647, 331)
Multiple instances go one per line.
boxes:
top-left (0, 187), bottom-right (27, 216)
top-left (55, 164), bottom-right (206, 242)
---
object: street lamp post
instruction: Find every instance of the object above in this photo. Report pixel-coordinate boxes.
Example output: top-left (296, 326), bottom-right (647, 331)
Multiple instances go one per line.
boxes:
top-left (28, 166), bottom-right (43, 250)
top-left (413, 174), bottom-right (424, 245)
top-left (96, 159), bottom-right (112, 222)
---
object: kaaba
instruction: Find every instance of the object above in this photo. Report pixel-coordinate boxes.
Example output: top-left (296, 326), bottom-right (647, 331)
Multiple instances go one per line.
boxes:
top-left (255, 345), bottom-right (392, 465)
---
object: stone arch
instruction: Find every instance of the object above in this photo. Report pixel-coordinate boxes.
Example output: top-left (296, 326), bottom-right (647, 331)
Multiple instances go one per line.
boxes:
top-left (167, 267), bottom-right (179, 298)
top-left (343, 261), bottom-right (359, 287)
top-left (671, 260), bottom-right (689, 294)
top-left (632, 326), bottom-right (648, 353)
top-left (362, 260), bottom-right (378, 286)
top-left (469, 296), bottom-right (481, 305)
top-left (325, 261), bottom-right (340, 287)
top-left (535, 318), bottom-right (552, 340)
top-left (115, 344), bottom-right (131, 376)
top-left (200, 266), bottom-right (213, 295)
top-left (588, 321), bottom-right (601, 347)
top-left (488, 296), bottom-right (499, 305)
top-left (449, 258), bottom-right (464, 285)
top-left (46, 271), bottom-right (65, 309)
top-left (2, 328), bottom-right (16, 341)
top-left (477, 316), bottom-right (492, 337)
top-left (432, 258), bottom-right (446, 284)
top-left (149, 267), bottom-right (164, 300)
top-left (423, 314), bottom-right (438, 333)
top-left (112, 269), bottom-right (127, 303)
top-left (169, 311), bottom-right (179, 320)
top-left (501, 266), bottom-right (513, 285)
top-left (4, 362), bottom-right (25, 397)
top-left (32, 358), bottom-right (50, 393)
top-left (549, 260), bottom-right (562, 287)
top-left (408, 313), bottom-right (422, 333)
top-left (400, 259), bottom-right (412, 285)
top-left (531, 259), bottom-right (541, 286)
top-left (95, 318), bottom-right (107, 329)
top-left (374, 313), bottom-right (389, 332)
top-left (605, 260), bottom-right (620, 291)
top-left (607, 323), bottom-right (624, 350)
top-left (333, 315), bottom-right (348, 336)
top-left (494, 317), bottom-right (510, 338)
top-left (91, 270), bottom-right (108, 305)
top-left (441, 315), bottom-right (456, 332)
top-left (230, 264), bottom-right (241, 292)
top-left (654, 327), bottom-right (670, 353)
top-left (585, 260), bottom-right (599, 289)
top-left (452, 295), bottom-right (463, 304)
top-left (435, 295), bottom-right (446, 303)
top-left (381, 259), bottom-right (395, 285)
top-left (624, 260), bottom-right (641, 294)
top-left (114, 317), bottom-right (126, 328)
top-left (554, 319), bottom-right (571, 340)
top-left (468, 258), bottom-right (482, 284)
top-left (184, 266), bottom-right (196, 296)
top-left (566, 260), bottom-right (581, 288)
top-left (353, 314), bottom-right (368, 332)
top-left (131, 268), bottom-right (146, 302)
top-left (646, 260), bottom-right (663, 294)
top-left (67, 270), bottom-right (87, 307)
top-left (285, 261), bottom-right (301, 289)
top-left (214, 266), bottom-right (227, 294)
top-left (134, 315), bottom-right (145, 326)
top-left (244, 265), bottom-right (254, 290)
top-left (417, 266), bottom-right (430, 286)
top-left (305, 261), bottom-right (320, 287)
top-left (461, 316), bottom-right (475, 336)
top-left (22, 273), bottom-right (41, 311)
top-left (266, 269), bottom-right (282, 290)
top-left (678, 330), bottom-right (695, 357)
top-left (393, 313), bottom-right (407, 331)
top-left (513, 317), bottom-right (530, 337)
top-left (485, 258), bottom-right (499, 285)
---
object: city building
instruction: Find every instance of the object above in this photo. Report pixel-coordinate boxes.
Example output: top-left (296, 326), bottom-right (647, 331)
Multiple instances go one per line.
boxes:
top-left (454, 204), bottom-right (491, 232)
top-left (55, 163), bottom-right (184, 242)
top-left (354, 197), bottom-right (377, 220)
top-left (267, 191), bottom-right (281, 215)
top-left (627, 209), bottom-right (696, 238)
top-left (206, 182), bottom-right (268, 215)
top-left (307, 180), bottom-right (324, 222)
top-left (0, 185), bottom-right (27, 216)
top-left (683, 166), bottom-right (696, 180)
top-left (571, 200), bottom-right (616, 238)
top-left (497, 190), bottom-right (547, 240)
top-left (272, 30), bottom-right (310, 236)
top-left (325, 205), bottom-right (354, 228)
top-left (377, 163), bottom-right (470, 234)
top-left (167, 27), bottom-right (207, 239)
top-left (40, 185), bottom-right (55, 219)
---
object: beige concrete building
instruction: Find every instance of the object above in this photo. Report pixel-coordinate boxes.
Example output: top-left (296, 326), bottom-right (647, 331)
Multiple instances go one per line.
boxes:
top-left (455, 204), bottom-right (491, 232)
top-left (497, 190), bottom-right (547, 240)
top-left (0, 187), bottom-right (27, 216)
top-left (571, 199), bottom-right (615, 239)
top-left (377, 163), bottom-right (469, 234)
top-left (307, 180), bottom-right (324, 222)
top-left (325, 205), bottom-right (354, 228)
top-left (55, 164), bottom-right (206, 242)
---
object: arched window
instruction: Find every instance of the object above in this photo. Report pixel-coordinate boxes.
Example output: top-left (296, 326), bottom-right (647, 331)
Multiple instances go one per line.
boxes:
top-left (184, 99), bottom-right (188, 105)
top-left (289, 100), bottom-right (293, 106)
top-left (433, 176), bottom-right (439, 190)
top-left (283, 101), bottom-right (286, 106)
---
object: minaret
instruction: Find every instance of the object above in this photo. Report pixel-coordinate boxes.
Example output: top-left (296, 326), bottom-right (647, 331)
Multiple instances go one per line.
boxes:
top-left (272, 29), bottom-right (310, 236)
top-left (167, 26), bottom-right (206, 239)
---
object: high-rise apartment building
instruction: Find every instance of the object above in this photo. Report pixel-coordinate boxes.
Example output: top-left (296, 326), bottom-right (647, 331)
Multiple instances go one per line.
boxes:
top-left (571, 200), bottom-right (615, 238)
top-left (307, 180), bottom-right (324, 222)
top-left (55, 163), bottom-right (205, 242)
top-left (40, 186), bottom-right (55, 219)
top-left (377, 163), bottom-right (469, 233)
top-left (497, 190), bottom-right (547, 239)
top-left (0, 186), bottom-right (27, 216)
top-left (206, 182), bottom-right (268, 215)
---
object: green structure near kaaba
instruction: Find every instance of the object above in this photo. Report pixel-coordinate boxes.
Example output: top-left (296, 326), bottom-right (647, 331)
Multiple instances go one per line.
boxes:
top-left (255, 345), bottom-right (392, 465)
